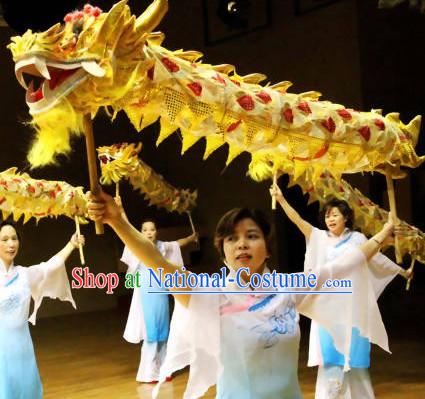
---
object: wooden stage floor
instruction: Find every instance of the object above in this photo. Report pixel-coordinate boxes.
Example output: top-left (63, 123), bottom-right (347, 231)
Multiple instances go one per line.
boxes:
top-left (31, 310), bottom-right (424, 398)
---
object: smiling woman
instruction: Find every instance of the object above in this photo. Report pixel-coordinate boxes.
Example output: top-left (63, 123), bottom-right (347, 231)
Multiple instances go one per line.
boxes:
top-left (271, 182), bottom-right (412, 399)
top-left (0, 220), bottom-right (84, 399)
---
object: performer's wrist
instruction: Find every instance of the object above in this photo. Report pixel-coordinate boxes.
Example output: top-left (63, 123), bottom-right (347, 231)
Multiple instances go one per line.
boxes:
top-left (69, 240), bottom-right (78, 249)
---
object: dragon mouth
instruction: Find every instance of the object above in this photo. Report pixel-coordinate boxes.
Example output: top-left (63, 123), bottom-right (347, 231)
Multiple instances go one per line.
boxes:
top-left (98, 153), bottom-right (113, 164)
top-left (15, 56), bottom-right (105, 115)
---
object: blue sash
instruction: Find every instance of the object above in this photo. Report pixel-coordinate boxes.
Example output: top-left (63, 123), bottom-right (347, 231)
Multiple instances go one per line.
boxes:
top-left (319, 327), bottom-right (371, 368)
top-left (139, 241), bottom-right (170, 343)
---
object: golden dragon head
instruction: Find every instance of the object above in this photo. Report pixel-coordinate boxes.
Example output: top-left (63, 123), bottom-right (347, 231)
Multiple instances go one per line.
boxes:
top-left (8, 0), bottom-right (168, 166)
top-left (98, 142), bottom-right (142, 185)
top-left (97, 142), bottom-right (197, 214)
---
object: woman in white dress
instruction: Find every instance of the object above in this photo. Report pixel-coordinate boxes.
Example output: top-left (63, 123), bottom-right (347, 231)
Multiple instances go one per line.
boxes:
top-left (0, 220), bottom-right (84, 399)
top-left (87, 190), bottom-right (399, 399)
top-left (272, 183), bottom-right (411, 399)
top-left (120, 217), bottom-right (197, 383)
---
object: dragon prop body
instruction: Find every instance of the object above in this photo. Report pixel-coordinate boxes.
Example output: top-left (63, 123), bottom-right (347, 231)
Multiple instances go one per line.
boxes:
top-left (7, 0), bottom-right (424, 262)
top-left (8, 0), bottom-right (423, 180)
top-left (0, 168), bottom-right (86, 222)
top-left (98, 142), bottom-right (196, 213)
top-left (97, 144), bottom-right (422, 263)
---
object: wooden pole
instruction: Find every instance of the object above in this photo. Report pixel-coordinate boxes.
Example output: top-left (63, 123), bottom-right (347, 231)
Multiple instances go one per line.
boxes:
top-left (385, 169), bottom-right (402, 263)
top-left (406, 257), bottom-right (415, 291)
top-left (187, 211), bottom-right (198, 244)
top-left (83, 115), bottom-right (104, 234)
top-left (187, 211), bottom-right (196, 234)
top-left (74, 216), bottom-right (85, 265)
top-left (272, 172), bottom-right (277, 210)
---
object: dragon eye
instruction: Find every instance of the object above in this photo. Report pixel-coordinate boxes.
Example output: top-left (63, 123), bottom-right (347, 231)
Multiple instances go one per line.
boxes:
top-left (72, 24), bottom-right (83, 37)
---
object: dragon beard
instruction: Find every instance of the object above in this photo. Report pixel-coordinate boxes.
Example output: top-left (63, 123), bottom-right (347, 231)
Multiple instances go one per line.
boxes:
top-left (27, 99), bottom-right (85, 168)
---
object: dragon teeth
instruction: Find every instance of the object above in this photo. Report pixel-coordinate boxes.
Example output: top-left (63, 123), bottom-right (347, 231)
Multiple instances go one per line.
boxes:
top-left (34, 58), bottom-right (51, 80)
top-left (82, 61), bottom-right (105, 77)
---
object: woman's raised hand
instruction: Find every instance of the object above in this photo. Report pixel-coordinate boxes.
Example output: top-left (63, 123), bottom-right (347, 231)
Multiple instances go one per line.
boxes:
top-left (87, 190), bottom-right (122, 226)
top-left (70, 232), bottom-right (85, 249)
top-left (379, 212), bottom-right (396, 247)
top-left (114, 195), bottom-right (123, 208)
top-left (269, 182), bottom-right (284, 202)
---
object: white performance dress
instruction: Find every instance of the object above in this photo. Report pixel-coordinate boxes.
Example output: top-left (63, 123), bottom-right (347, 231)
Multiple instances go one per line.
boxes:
top-left (0, 256), bottom-right (75, 399)
top-left (121, 241), bottom-right (183, 382)
top-left (305, 227), bottom-right (402, 399)
top-left (153, 246), bottom-right (390, 399)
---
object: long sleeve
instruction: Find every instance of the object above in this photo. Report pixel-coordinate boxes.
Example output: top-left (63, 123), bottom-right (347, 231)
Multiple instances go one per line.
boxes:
top-left (154, 292), bottom-right (222, 399)
top-left (121, 245), bottom-right (145, 343)
top-left (345, 231), bottom-right (401, 297)
top-left (26, 255), bottom-right (76, 324)
top-left (163, 241), bottom-right (184, 267)
top-left (120, 245), bottom-right (140, 274)
top-left (368, 252), bottom-right (402, 297)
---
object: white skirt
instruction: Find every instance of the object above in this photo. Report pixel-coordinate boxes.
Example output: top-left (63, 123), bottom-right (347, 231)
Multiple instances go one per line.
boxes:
top-left (315, 365), bottom-right (375, 399)
top-left (136, 341), bottom-right (167, 382)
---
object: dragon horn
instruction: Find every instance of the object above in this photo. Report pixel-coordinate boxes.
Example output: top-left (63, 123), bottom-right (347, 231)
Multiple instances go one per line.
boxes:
top-left (135, 0), bottom-right (168, 34)
top-left (405, 115), bottom-right (422, 147)
top-left (91, 0), bottom-right (129, 52)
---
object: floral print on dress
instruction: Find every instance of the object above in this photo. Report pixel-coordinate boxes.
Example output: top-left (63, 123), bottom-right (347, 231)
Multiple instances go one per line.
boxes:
top-left (251, 301), bottom-right (297, 348)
